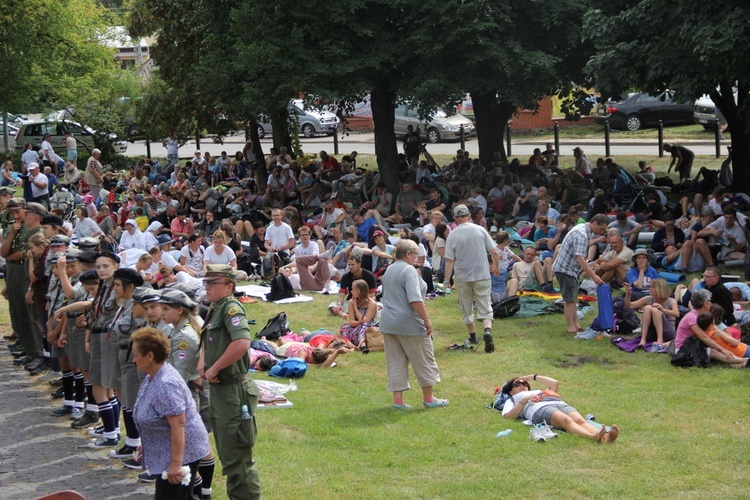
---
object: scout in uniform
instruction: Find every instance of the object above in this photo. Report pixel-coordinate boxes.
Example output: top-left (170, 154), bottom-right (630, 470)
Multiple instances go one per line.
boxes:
top-left (20, 202), bottom-right (47, 374)
top-left (200, 264), bottom-right (260, 500)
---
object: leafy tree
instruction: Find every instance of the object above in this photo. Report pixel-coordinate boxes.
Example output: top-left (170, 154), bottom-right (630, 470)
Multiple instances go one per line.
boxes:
top-left (584, 0), bottom-right (750, 188)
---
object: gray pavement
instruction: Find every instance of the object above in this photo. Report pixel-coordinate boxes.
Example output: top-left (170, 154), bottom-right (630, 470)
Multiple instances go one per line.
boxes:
top-left (0, 342), bottom-right (152, 499)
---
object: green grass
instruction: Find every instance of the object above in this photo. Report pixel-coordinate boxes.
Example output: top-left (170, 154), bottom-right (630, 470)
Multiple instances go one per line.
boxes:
top-left (518, 123), bottom-right (723, 141)
top-left (239, 292), bottom-right (750, 498)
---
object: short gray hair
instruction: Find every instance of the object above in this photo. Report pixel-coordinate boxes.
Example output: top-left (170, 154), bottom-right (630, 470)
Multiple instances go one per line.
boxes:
top-left (691, 288), bottom-right (712, 309)
top-left (92, 148), bottom-right (101, 156)
top-left (395, 239), bottom-right (418, 259)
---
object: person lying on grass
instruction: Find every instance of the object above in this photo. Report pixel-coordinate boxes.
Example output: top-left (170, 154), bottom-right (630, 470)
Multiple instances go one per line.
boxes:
top-left (500, 374), bottom-right (619, 443)
top-left (261, 337), bottom-right (348, 368)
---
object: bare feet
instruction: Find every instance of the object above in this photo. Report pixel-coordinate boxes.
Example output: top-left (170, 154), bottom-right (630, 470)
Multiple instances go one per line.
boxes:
top-left (603, 424), bottom-right (619, 443)
top-left (594, 427), bottom-right (606, 443)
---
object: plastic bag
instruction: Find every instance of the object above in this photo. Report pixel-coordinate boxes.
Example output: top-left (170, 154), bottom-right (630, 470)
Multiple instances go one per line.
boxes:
top-left (255, 379), bottom-right (298, 402)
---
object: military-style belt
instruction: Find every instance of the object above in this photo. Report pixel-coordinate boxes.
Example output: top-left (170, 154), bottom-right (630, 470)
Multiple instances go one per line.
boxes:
top-left (6, 260), bottom-right (24, 265)
top-left (91, 328), bottom-right (107, 334)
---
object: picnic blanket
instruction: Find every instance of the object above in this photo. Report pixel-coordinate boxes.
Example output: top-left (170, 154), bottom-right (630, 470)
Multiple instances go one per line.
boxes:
top-left (520, 290), bottom-right (596, 302)
top-left (235, 284), bottom-right (314, 304)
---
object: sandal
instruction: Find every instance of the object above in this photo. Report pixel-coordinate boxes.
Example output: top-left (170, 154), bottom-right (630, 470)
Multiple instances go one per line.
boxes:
top-left (423, 398), bottom-right (449, 409)
top-left (392, 403), bottom-right (412, 410)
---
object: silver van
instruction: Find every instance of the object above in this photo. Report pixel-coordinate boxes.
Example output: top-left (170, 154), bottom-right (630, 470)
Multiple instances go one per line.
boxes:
top-left (257, 99), bottom-right (340, 139)
top-left (394, 102), bottom-right (474, 143)
top-left (14, 120), bottom-right (127, 155)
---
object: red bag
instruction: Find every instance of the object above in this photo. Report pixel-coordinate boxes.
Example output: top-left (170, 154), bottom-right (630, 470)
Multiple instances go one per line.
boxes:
top-left (78, 179), bottom-right (90, 194)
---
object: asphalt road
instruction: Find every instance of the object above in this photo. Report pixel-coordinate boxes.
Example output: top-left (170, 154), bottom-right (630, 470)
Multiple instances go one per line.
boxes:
top-left (122, 131), bottom-right (730, 160)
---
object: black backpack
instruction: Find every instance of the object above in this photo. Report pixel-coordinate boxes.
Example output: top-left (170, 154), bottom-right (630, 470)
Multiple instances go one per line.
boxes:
top-left (265, 274), bottom-right (297, 302)
top-left (255, 311), bottom-right (289, 341)
top-left (492, 295), bottom-right (521, 319)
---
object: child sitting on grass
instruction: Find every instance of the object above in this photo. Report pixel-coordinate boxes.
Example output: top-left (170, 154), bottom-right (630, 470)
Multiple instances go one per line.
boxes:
top-left (697, 307), bottom-right (750, 363)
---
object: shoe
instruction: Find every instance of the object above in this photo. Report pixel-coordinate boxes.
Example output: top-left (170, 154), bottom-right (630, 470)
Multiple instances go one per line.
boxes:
top-left (3, 333), bottom-right (17, 340)
top-left (88, 437), bottom-right (119, 449)
top-left (530, 425), bottom-right (547, 442)
top-left (49, 405), bottom-right (74, 417)
top-left (138, 471), bottom-right (159, 483)
top-left (24, 358), bottom-right (46, 371)
top-left (29, 363), bottom-right (49, 376)
top-left (122, 456), bottom-right (142, 470)
top-left (51, 387), bottom-right (65, 399)
top-left (541, 283), bottom-right (558, 294)
top-left (391, 403), bottom-right (412, 410)
top-left (87, 424), bottom-right (105, 437)
top-left (483, 332), bottom-right (495, 354)
top-left (466, 336), bottom-right (478, 345)
top-left (423, 398), bottom-right (449, 408)
top-left (70, 407), bottom-right (85, 420)
top-left (13, 354), bottom-right (34, 365)
top-left (8, 343), bottom-right (23, 352)
top-left (49, 378), bottom-right (63, 387)
top-left (71, 411), bottom-right (99, 429)
top-left (318, 249), bottom-right (332, 260)
top-left (538, 422), bottom-right (558, 440)
top-left (109, 445), bottom-right (136, 459)
top-left (39, 370), bottom-right (61, 382)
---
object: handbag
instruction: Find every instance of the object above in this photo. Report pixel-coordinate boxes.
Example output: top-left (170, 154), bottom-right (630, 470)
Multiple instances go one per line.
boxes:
top-left (670, 337), bottom-right (710, 368)
top-left (365, 326), bottom-right (384, 352)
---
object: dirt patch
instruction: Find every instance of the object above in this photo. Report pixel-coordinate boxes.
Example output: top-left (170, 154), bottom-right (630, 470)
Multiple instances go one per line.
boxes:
top-left (554, 355), bottom-right (611, 368)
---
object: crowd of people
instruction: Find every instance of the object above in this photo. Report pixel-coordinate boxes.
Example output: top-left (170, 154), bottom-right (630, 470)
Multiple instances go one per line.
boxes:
top-left (1, 135), bottom-right (749, 495)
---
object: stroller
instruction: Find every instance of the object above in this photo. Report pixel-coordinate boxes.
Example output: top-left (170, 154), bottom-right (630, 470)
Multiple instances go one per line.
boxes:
top-left (49, 189), bottom-right (77, 220)
top-left (610, 167), bottom-right (648, 212)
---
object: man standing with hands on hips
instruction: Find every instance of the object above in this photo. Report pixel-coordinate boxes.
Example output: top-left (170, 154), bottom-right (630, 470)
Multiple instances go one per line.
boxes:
top-left (444, 204), bottom-right (500, 353)
top-left (199, 264), bottom-right (260, 499)
top-left (552, 213), bottom-right (609, 334)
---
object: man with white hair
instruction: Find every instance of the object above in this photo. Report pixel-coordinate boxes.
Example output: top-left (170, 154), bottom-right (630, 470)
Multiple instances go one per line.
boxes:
top-left (27, 163), bottom-right (50, 208)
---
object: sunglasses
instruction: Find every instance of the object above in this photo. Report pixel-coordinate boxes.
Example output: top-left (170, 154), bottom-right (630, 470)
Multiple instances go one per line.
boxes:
top-left (512, 380), bottom-right (530, 389)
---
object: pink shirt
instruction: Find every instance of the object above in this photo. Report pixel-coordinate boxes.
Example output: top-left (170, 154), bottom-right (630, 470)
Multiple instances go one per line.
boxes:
top-left (674, 309), bottom-right (699, 349)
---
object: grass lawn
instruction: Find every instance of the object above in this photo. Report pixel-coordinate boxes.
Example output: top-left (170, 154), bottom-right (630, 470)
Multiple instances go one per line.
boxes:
top-left (237, 291), bottom-right (749, 498)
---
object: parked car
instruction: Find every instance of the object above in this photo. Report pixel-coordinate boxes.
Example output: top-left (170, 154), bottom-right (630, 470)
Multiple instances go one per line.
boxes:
top-left (694, 90), bottom-right (738, 130)
top-left (0, 123), bottom-right (19, 154)
top-left (594, 91), bottom-right (693, 131)
top-left (256, 100), bottom-right (340, 139)
top-left (14, 120), bottom-right (127, 155)
top-left (394, 102), bottom-right (475, 143)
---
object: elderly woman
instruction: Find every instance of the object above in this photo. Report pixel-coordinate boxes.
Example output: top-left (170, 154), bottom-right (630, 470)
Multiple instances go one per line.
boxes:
top-left (380, 239), bottom-right (446, 409)
top-left (132, 327), bottom-right (210, 498)
top-left (119, 219), bottom-right (147, 252)
top-left (85, 148), bottom-right (104, 199)
top-left (500, 374), bottom-right (619, 443)
top-left (617, 278), bottom-right (679, 352)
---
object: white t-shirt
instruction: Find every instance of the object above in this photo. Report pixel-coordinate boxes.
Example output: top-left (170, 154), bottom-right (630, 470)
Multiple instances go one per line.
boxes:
top-left (203, 245), bottom-right (236, 265)
top-left (66, 136), bottom-right (77, 150)
top-left (321, 208), bottom-right (345, 228)
top-left (42, 140), bottom-right (63, 164)
top-left (468, 194), bottom-right (487, 213)
top-left (708, 198), bottom-right (724, 216)
top-left (180, 245), bottom-right (204, 272)
top-left (74, 217), bottom-right (102, 239)
top-left (293, 242), bottom-right (319, 258)
top-left (266, 222), bottom-right (294, 250)
top-left (708, 218), bottom-right (746, 246)
top-left (30, 172), bottom-right (48, 197)
top-left (502, 389), bottom-right (560, 422)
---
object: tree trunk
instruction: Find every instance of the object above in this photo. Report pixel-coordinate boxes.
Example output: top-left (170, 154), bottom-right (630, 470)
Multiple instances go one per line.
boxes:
top-left (270, 105), bottom-right (292, 153)
top-left (470, 91), bottom-right (516, 168)
top-left (370, 80), bottom-right (399, 211)
top-left (246, 117), bottom-right (267, 190)
top-left (711, 82), bottom-right (749, 190)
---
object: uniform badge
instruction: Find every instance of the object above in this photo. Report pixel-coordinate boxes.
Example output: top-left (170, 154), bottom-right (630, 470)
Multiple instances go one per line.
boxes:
top-left (177, 352), bottom-right (186, 359)
top-left (231, 317), bottom-right (241, 326)
top-left (208, 336), bottom-right (214, 343)
top-left (177, 341), bottom-right (189, 351)
top-left (227, 305), bottom-right (240, 316)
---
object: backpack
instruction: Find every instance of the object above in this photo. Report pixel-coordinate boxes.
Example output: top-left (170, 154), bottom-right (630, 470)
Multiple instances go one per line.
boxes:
top-left (265, 274), bottom-right (297, 302)
top-left (670, 337), bottom-right (710, 368)
top-left (492, 295), bottom-right (521, 319)
top-left (268, 357), bottom-right (308, 378)
top-left (719, 157), bottom-right (733, 188)
top-left (255, 311), bottom-right (289, 341)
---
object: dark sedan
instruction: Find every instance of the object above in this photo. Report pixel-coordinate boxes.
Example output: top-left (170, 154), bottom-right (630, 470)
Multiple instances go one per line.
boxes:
top-left (594, 91), bottom-right (694, 131)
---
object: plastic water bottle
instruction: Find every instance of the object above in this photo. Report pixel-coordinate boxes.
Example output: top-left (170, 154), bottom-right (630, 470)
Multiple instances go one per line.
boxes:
top-left (300, 328), bottom-right (308, 335)
top-left (445, 287), bottom-right (452, 295)
top-left (496, 429), bottom-right (512, 438)
top-left (319, 327), bottom-right (325, 333)
top-left (586, 414), bottom-right (595, 421)
top-left (241, 405), bottom-right (251, 420)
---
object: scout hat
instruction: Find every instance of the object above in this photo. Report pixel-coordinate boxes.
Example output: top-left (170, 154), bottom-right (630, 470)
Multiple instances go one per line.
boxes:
top-left (159, 289), bottom-right (197, 309)
top-left (50, 234), bottom-right (71, 247)
top-left (42, 214), bottom-right (64, 227)
top-left (112, 268), bottom-right (144, 287)
top-left (203, 264), bottom-right (237, 282)
top-left (79, 269), bottom-right (100, 284)
top-left (25, 202), bottom-right (48, 218)
top-left (77, 237), bottom-right (101, 250)
top-left (0, 186), bottom-right (15, 196)
top-left (164, 282), bottom-right (201, 300)
top-left (7, 198), bottom-right (25, 210)
top-left (133, 287), bottom-right (161, 304)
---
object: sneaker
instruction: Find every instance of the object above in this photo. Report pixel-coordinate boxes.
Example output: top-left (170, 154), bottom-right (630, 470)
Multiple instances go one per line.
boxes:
top-left (87, 437), bottom-right (119, 449)
top-left (423, 398), bottom-right (449, 408)
top-left (466, 336), bottom-right (478, 345)
top-left (51, 387), bottom-right (65, 399)
top-left (109, 445), bottom-right (136, 459)
top-left (138, 471), bottom-right (159, 483)
top-left (39, 371), bottom-right (61, 382)
top-left (122, 456), bottom-right (142, 470)
top-left (71, 411), bottom-right (99, 429)
top-left (530, 425), bottom-right (547, 442)
top-left (87, 424), bottom-right (105, 437)
top-left (483, 332), bottom-right (495, 354)
top-left (70, 407), bottom-right (85, 420)
top-left (49, 405), bottom-right (74, 417)
top-left (49, 378), bottom-right (63, 387)
top-left (538, 422), bottom-right (558, 440)
top-left (318, 249), bottom-right (332, 260)
top-left (541, 283), bottom-right (558, 294)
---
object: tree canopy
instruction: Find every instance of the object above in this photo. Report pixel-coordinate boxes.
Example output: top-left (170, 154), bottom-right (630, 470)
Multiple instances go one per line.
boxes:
top-left (584, 0), bottom-right (750, 187)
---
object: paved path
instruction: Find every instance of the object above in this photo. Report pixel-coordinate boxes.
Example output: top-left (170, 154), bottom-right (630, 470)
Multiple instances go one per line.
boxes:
top-left (0, 341), bottom-right (152, 499)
